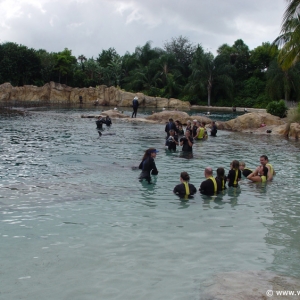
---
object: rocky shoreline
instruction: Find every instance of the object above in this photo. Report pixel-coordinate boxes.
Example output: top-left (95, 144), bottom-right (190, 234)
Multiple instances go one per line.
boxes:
top-left (1, 81), bottom-right (299, 139)
top-left (83, 109), bottom-right (300, 139)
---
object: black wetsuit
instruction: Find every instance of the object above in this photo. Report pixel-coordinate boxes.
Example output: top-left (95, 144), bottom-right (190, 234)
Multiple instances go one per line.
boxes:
top-left (211, 124), bottom-right (217, 136)
top-left (165, 122), bottom-right (177, 137)
top-left (199, 177), bottom-right (221, 196)
top-left (227, 169), bottom-right (242, 187)
top-left (138, 157), bottom-right (158, 183)
top-left (242, 168), bottom-right (252, 177)
top-left (96, 118), bottom-right (104, 129)
top-left (173, 183), bottom-right (197, 196)
top-left (132, 99), bottom-right (139, 118)
top-left (192, 125), bottom-right (198, 138)
top-left (180, 136), bottom-right (193, 152)
top-left (166, 135), bottom-right (178, 151)
top-left (105, 117), bottom-right (112, 126)
top-left (216, 176), bottom-right (227, 190)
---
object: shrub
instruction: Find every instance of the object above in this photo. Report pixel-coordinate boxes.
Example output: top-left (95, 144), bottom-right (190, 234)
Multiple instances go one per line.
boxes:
top-left (287, 102), bottom-right (300, 123)
top-left (266, 100), bottom-right (288, 117)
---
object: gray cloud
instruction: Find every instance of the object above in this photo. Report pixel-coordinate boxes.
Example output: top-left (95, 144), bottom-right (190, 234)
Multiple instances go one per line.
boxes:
top-left (0, 0), bottom-right (286, 59)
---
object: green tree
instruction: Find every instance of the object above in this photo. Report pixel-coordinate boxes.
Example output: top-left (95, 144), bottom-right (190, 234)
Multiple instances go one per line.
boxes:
top-left (97, 48), bottom-right (119, 68)
top-left (54, 48), bottom-right (77, 84)
top-left (36, 49), bottom-right (56, 84)
top-left (0, 42), bottom-right (41, 86)
top-left (274, 0), bottom-right (300, 70)
top-left (186, 45), bottom-right (234, 106)
top-left (266, 60), bottom-right (300, 102)
top-left (164, 36), bottom-right (195, 79)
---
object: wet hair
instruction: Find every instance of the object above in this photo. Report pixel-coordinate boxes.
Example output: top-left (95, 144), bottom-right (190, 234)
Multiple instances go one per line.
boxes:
top-left (239, 161), bottom-right (245, 167)
top-left (262, 166), bottom-right (268, 177)
top-left (232, 160), bottom-right (239, 169)
top-left (169, 118), bottom-right (174, 122)
top-left (169, 129), bottom-right (175, 133)
top-left (142, 148), bottom-right (156, 161)
top-left (216, 167), bottom-right (225, 178)
top-left (260, 155), bottom-right (268, 161)
top-left (180, 172), bottom-right (190, 182)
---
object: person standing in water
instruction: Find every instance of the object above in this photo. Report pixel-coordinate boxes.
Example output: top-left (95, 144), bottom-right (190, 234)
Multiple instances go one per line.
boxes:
top-left (247, 166), bottom-right (268, 183)
top-left (166, 129), bottom-right (179, 151)
top-left (132, 96), bottom-right (139, 118)
top-left (227, 160), bottom-right (241, 187)
top-left (239, 161), bottom-right (252, 177)
top-left (138, 148), bottom-right (159, 183)
top-left (259, 155), bottom-right (275, 181)
top-left (210, 121), bottom-right (218, 137)
top-left (173, 172), bottom-right (197, 197)
top-left (199, 167), bottom-right (221, 196)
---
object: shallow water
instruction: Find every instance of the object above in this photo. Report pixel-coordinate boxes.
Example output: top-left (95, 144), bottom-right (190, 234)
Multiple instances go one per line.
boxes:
top-left (1, 108), bottom-right (300, 300)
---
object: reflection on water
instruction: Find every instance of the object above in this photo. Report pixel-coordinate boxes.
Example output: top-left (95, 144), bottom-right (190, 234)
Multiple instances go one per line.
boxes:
top-left (1, 109), bottom-right (300, 299)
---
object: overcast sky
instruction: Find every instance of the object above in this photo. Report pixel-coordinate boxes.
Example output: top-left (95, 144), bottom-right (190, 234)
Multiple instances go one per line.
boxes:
top-left (0, 0), bottom-right (287, 59)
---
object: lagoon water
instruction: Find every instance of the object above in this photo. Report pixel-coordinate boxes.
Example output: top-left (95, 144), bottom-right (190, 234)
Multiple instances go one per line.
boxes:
top-left (1, 107), bottom-right (300, 299)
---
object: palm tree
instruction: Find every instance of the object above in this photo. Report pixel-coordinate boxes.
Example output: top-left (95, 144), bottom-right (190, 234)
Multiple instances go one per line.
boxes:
top-left (274, 0), bottom-right (300, 70)
top-left (187, 46), bottom-right (234, 106)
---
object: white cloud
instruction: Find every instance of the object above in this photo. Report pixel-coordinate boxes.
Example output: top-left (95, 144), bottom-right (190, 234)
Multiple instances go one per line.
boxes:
top-left (0, 0), bottom-right (287, 58)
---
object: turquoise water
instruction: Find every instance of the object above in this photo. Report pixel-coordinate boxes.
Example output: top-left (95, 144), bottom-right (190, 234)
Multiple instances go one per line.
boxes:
top-left (1, 108), bottom-right (300, 299)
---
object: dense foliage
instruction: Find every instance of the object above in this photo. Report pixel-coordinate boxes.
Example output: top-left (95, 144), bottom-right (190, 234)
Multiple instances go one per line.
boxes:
top-left (1, 35), bottom-right (300, 108)
top-left (266, 100), bottom-right (288, 117)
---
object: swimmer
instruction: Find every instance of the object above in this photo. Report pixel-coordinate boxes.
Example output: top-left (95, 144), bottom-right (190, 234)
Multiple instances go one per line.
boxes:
top-left (195, 121), bottom-right (205, 140)
top-left (95, 116), bottom-right (104, 129)
top-left (239, 161), bottom-right (252, 177)
top-left (104, 115), bottom-right (112, 126)
top-left (199, 167), bottom-right (221, 196)
top-left (138, 148), bottom-right (159, 183)
top-left (247, 166), bottom-right (268, 183)
top-left (166, 129), bottom-right (178, 151)
top-left (227, 160), bottom-right (241, 187)
top-left (210, 121), bottom-right (217, 137)
top-left (173, 171), bottom-right (197, 197)
top-left (216, 167), bottom-right (227, 190)
top-left (259, 155), bottom-right (275, 180)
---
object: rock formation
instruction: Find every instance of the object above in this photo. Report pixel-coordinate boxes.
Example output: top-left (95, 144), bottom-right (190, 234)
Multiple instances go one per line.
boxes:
top-left (0, 82), bottom-right (191, 109)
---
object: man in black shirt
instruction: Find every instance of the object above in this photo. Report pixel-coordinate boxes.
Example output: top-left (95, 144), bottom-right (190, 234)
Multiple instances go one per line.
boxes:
top-left (165, 118), bottom-right (177, 138)
top-left (199, 167), bottom-right (221, 196)
top-left (180, 130), bottom-right (193, 152)
top-left (132, 96), bottom-right (139, 118)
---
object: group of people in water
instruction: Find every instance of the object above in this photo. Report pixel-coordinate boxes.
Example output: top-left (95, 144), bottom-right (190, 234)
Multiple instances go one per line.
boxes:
top-left (163, 118), bottom-right (217, 153)
top-left (93, 102), bottom-right (275, 198)
top-left (139, 149), bottom-right (275, 197)
top-left (138, 115), bottom-right (275, 198)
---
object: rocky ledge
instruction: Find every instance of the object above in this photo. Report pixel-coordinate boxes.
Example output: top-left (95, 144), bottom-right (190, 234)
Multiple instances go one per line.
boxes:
top-left (0, 82), bottom-right (190, 109)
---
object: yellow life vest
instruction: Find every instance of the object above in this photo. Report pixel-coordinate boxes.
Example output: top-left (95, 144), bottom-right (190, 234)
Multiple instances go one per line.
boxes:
top-left (208, 176), bottom-right (217, 194)
top-left (266, 163), bottom-right (274, 175)
top-left (197, 127), bottom-right (205, 139)
top-left (183, 182), bottom-right (190, 195)
top-left (261, 175), bottom-right (267, 183)
top-left (221, 178), bottom-right (225, 190)
top-left (233, 169), bottom-right (239, 185)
